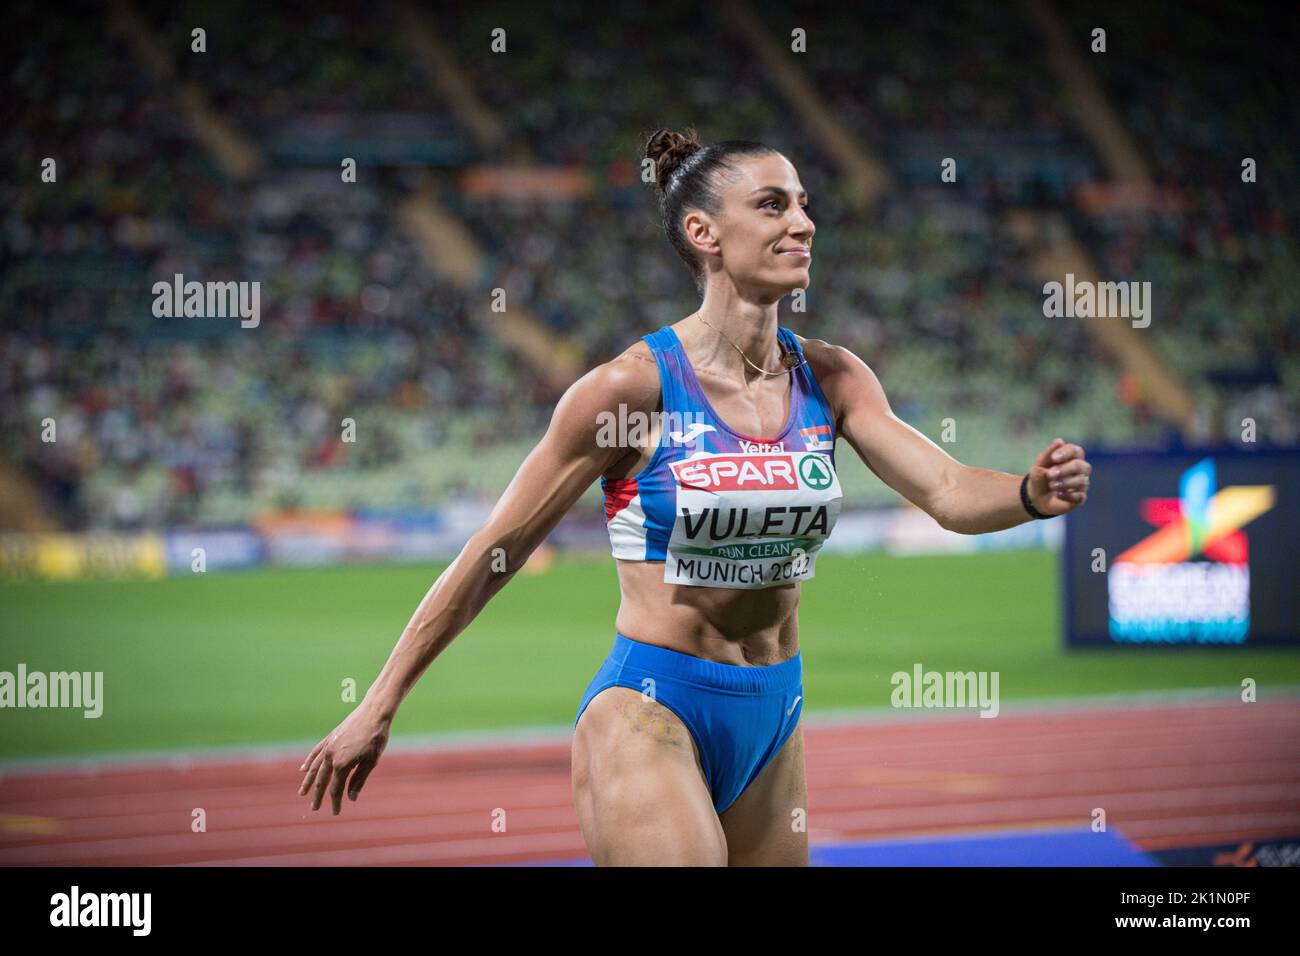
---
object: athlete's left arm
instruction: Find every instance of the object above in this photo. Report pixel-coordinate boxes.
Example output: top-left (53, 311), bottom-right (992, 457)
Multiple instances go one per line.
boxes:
top-left (803, 338), bottom-right (1091, 533)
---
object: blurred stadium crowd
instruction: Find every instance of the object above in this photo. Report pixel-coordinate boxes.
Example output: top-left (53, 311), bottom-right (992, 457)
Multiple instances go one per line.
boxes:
top-left (3, 0), bottom-right (1296, 530)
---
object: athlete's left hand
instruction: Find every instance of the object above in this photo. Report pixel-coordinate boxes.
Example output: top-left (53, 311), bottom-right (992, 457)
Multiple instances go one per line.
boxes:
top-left (1026, 438), bottom-right (1091, 516)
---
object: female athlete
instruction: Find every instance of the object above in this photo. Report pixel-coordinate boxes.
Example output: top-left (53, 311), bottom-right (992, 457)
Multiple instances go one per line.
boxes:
top-left (297, 128), bottom-right (1092, 865)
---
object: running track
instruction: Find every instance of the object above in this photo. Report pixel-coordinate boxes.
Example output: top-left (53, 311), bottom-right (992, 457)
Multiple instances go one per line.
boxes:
top-left (2, 696), bottom-right (1297, 866)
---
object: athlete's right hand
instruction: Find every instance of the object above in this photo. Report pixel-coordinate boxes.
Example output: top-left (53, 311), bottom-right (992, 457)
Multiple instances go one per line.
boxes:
top-left (297, 702), bottom-right (392, 815)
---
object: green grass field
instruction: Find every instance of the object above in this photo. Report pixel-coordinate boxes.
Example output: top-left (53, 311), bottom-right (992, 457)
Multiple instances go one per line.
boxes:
top-left (2, 550), bottom-right (1298, 760)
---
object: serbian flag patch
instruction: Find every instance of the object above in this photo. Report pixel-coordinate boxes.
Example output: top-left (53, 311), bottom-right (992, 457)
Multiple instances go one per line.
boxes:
top-left (799, 424), bottom-right (834, 451)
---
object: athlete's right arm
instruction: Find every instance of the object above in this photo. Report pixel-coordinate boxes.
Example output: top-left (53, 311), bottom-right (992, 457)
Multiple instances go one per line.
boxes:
top-left (297, 351), bottom-right (659, 814)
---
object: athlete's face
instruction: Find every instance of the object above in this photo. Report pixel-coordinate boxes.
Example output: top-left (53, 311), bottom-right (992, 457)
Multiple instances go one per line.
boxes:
top-left (688, 152), bottom-right (815, 297)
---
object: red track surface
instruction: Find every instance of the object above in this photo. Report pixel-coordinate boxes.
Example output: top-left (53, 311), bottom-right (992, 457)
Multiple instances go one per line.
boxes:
top-left (2, 698), bottom-right (1297, 866)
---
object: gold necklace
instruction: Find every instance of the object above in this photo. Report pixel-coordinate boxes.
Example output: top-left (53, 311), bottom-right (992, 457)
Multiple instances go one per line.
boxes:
top-left (694, 314), bottom-right (806, 377)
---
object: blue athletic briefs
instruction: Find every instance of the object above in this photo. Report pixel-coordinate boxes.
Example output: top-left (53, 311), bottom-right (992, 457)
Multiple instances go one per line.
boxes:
top-left (574, 633), bottom-right (804, 814)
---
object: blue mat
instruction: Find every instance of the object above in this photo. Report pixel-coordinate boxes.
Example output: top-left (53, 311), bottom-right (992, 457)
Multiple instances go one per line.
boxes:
top-left (809, 827), bottom-right (1157, 866)
top-left (519, 826), bottom-right (1158, 866)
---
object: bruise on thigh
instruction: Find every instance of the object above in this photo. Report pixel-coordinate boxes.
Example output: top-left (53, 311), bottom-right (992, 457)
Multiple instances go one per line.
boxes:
top-left (613, 691), bottom-right (707, 779)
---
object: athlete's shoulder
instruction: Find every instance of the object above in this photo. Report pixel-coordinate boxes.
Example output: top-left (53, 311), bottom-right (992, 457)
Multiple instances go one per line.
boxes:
top-left (790, 333), bottom-right (889, 410)
top-left (553, 338), bottom-right (661, 426)
top-left (790, 333), bottom-right (868, 377)
top-left (591, 339), bottom-right (660, 405)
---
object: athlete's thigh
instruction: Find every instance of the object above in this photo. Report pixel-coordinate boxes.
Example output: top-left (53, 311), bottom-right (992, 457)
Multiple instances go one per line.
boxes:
top-left (718, 722), bottom-right (809, 866)
top-left (572, 686), bottom-right (726, 866)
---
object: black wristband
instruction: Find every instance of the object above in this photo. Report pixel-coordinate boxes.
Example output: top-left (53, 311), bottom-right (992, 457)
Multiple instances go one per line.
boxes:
top-left (1020, 473), bottom-right (1051, 519)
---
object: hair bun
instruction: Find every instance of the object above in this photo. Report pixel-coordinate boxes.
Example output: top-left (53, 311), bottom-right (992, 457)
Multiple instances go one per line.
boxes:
top-left (645, 127), bottom-right (702, 195)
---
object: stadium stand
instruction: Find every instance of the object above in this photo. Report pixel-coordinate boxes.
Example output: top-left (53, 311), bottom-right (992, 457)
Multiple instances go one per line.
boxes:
top-left (3, 0), bottom-right (1294, 531)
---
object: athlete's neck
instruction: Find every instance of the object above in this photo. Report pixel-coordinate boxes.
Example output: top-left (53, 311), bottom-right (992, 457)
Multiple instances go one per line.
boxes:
top-left (680, 295), bottom-right (782, 384)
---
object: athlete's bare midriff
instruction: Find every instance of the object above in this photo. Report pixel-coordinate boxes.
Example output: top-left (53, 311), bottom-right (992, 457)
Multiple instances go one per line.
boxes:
top-left (612, 559), bottom-right (801, 666)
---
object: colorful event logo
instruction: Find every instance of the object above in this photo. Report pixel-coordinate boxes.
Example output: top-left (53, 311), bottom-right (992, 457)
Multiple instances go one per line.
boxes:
top-left (1107, 459), bottom-right (1275, 643)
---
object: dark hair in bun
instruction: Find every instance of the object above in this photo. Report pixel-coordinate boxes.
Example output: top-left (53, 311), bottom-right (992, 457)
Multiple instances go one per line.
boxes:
top-left (644, 128), bottom-right (775, 291)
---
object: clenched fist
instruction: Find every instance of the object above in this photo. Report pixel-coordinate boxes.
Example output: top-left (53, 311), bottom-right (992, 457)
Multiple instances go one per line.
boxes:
top-left (1026, 437), bottom-right (1091, 516)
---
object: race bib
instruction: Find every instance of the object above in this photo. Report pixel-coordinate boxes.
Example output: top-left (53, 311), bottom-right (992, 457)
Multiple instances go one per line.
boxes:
top-left (664, 451), bottom-right (842, 589)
